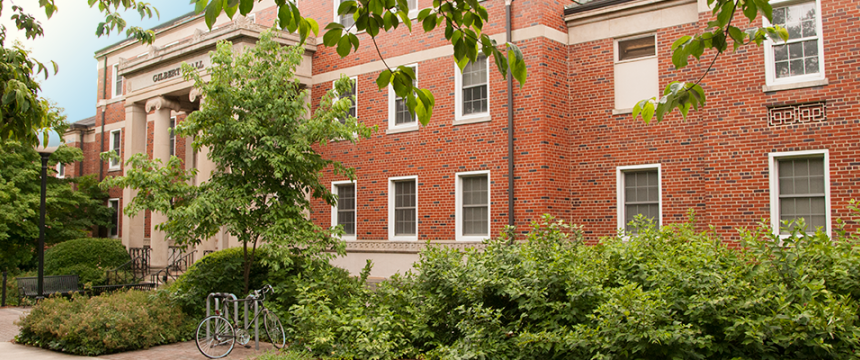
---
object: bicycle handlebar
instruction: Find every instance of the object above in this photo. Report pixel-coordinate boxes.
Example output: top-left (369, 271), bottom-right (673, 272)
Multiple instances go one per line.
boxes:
top-left (251, 284), bottom-right (274, 301)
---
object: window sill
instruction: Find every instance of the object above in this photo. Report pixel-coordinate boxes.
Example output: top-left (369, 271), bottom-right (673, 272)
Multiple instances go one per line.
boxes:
top-left (386, 125), bottom-right (420, 134)
top-left (108, 167), bottom-right (122, 172)
top-left (762, 78), bottom-right (828, 93)
top-left (456, 234), bottom-right (490, 242)
top-left (612, 108), bottom-right (633, 115)
top-left (453, 115), bottom-right (492, 126)
top-left (390, 235), bottom-right (419, 241)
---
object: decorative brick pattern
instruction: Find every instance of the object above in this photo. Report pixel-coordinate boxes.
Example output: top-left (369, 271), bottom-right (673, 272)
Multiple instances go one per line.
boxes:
top-left (768, 101), bottom-right (827, 127)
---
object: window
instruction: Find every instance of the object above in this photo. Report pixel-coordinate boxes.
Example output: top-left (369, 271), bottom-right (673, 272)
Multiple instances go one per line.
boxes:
top-left (108, 199), bottom-right (120, 238)
top-left (455, 56), bottom-right (490, 122)
top-left (332, 181), bottom-right (357, 240)
top-left (335, 0), bottom-right (355, 28)
top-left (109, 129), bottom-right (122, 170)
top-left (333, 77), bottom-right (357, 123)
top-left (169, 117), bottom-right (176, 157)
top-left (112, 64), bottom-right (123, 98)
top-left (769, 150), bottom-right (830, 236)
top-left (614, 34), bottom-right (658, 111)
top-left (388, 176), bottom-right (418, 240)
top-left (388, 65), bottom-right (418, 131)
top-left (764, 0), bottom-right (825, 86)
top-left (405, 0), bottom-right (418, 18)
top-left (616, 164), bottom-right (661, 232)
top-left (456, 171), bottom-right (490, 241)
top-left (56, 163), bottom-right (65, 178)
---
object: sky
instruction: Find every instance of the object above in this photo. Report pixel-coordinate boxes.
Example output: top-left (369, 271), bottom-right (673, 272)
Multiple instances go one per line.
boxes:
top-left (1, 1), bottom-right (194, 145)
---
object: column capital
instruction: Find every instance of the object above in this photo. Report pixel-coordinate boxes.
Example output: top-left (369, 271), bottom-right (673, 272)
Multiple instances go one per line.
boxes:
top-left (144, 96), bottom-right (181, 112)
top-left (189, 88), bottom-right (204, 102)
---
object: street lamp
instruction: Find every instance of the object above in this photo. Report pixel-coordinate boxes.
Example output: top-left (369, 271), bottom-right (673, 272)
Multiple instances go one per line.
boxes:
top-left (33, 145), bottom-right (58, 301)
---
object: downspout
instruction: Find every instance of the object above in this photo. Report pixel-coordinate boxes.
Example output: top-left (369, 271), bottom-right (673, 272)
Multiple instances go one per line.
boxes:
top-left (506, 0), bottom-right (515, 241)
top-left (98, 56), bottom-right (108, 181)
top-left (77, 128), bottom-right (85, 178)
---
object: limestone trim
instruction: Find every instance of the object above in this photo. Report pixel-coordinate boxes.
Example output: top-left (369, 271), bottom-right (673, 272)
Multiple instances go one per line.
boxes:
top-left (145, 96), bottom-right (181, 112)
top-left (189, 88), bottom-right (203, 102)
top-left (342, 240), bottom-right (486, 254)
top-left (566, 0), bottom-right (697, 45)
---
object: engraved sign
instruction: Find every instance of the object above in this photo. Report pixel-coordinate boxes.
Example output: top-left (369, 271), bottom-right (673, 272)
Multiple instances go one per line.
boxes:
top-left (129, 54), bottom-right (211, 93)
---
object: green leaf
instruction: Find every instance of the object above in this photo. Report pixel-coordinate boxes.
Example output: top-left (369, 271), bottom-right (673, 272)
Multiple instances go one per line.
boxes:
top-left (376, 70), bottom-right (392, 88)
top-left (717, 1), bottom-right (734, 27)
top-left (742, 0), bottom-right (758, 23)
top-left (422, 15), bottom-right (436, 32)
top-left (239, 0), bottom-right (254, 15)
top-left (337, 33), bottom-right (352, 57)
top-left (204, 0), bottom-right (222, 29)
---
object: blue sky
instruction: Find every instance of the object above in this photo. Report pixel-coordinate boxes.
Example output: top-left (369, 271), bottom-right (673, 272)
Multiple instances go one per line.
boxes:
top-left (2, 1), bottom-right (194, 144)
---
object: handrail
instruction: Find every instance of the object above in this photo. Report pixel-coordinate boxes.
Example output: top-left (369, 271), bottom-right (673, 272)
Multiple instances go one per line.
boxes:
top-left (151, 249), bottom-right (197, 286)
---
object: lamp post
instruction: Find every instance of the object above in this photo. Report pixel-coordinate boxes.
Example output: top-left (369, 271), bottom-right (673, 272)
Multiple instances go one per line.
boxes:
top-left (33, 145), bottom-right (58, 301)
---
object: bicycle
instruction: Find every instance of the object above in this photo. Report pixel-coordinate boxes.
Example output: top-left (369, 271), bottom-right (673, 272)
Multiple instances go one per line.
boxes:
top-left (195, 284), bottom-right (286, 358)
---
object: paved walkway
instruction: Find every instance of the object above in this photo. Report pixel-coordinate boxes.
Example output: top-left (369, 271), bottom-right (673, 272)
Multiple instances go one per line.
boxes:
top-left (0, 307), bottom-right (275, 360)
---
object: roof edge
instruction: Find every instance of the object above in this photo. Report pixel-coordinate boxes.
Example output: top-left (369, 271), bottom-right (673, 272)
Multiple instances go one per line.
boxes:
top-left (94, 10), bottom-right (200, 57)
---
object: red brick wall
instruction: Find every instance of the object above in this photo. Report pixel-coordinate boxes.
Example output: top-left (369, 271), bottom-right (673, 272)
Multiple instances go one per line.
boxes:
top-left (567, 4), bottom-right (860, 243)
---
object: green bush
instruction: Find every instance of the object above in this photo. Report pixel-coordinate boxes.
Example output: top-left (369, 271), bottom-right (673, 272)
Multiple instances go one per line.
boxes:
top-left (167, 246), bottom-right (314, 318)
top-left (15, 290), bottom-right (192, 355)
top-left (284, 214), bottom-right (860, 360)
top-left (44, 238), bottom-right (130, 286)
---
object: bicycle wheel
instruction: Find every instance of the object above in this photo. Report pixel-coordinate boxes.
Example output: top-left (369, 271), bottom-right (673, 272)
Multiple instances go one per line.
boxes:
top-left (263, 309), bottom-right (286, 349)
top-left (196, 315), bottom-right (236, 359)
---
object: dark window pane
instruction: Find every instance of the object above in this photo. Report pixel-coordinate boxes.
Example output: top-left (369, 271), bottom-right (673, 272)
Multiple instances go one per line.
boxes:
top-left (337, 184), bottom-right (356, 235)
top-left (394, 180), bottom-right (416, 236)
top-left (623, 169), bottom-right (660, 232)
top-left (461, 175), bottom-right (489, 236)
top-left (778, 157), bottom-right (827, 234)
top-left (618, 36), bottom-right (656, 61)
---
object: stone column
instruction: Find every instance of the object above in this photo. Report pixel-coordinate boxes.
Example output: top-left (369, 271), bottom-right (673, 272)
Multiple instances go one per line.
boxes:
top-left (122, 103), bottom-right (147, 249)
top-left (187, 90), bottom-right (220, 256)
top-left (145, 96), bottom-right (180, 269)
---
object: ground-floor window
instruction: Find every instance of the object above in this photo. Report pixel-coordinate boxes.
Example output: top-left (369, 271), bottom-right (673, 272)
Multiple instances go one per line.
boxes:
top-left (769, 150), bottom-right (830, 236)
top-left (617, 164), bottom-right (661, 232)
top-left (389, 176), bottom-right (418, 240)
top-left (108, 198), bottom-right (120, 238)
top-left (332, 181), bottom-right (357, 240)
top-left (456, 171), bottom-right (490, 241)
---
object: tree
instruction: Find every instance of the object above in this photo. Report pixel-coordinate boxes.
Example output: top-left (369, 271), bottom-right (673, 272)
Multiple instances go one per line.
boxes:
top-left (0, 0), bottom-right (158, 147)
top-left (102, 30), bottom-right (373, 292)
top-left (0, 140), bottom-right (115, 273)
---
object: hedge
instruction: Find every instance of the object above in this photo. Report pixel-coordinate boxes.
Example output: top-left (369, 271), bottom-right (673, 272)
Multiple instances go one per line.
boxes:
top-left (44, 238), bottom-right (130, 286)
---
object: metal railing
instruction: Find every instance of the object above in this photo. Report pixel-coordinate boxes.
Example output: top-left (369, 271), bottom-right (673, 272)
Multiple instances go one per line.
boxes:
top-left (151, 249), bottom-right (196, 286)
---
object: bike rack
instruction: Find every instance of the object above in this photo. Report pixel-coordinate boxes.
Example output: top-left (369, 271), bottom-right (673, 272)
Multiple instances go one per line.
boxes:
top-left (206, 292), bottom-right (262, 350)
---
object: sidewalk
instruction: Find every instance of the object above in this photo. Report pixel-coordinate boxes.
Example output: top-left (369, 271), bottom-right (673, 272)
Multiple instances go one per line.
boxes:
top-left (1, 307), bottom-right (274, 359)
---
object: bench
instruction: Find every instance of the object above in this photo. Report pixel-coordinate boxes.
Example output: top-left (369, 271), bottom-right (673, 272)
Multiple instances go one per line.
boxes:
top-left (16, 275), bottom-right (80, 303)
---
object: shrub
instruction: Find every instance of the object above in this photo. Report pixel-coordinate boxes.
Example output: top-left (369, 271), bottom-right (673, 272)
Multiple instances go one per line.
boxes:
top-left (167, 246), bottom-right (314, 318)
top-left (44, 238), bottom-right (129, 286)
top-left (15, 290), bottom-right (192, 355)
top-left (285, 214), bottom-right (860, 360)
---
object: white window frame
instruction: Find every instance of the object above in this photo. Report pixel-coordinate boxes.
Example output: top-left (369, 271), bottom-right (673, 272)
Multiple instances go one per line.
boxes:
top-left (455, 170), bottom-right (491, 241)
top-left (108, 129), bottom-right (122, 170)
top-left (454, 57), bottom-right (491, 125)
top-left (388, 64), bottom-right (419, 133)
top-left (768, 149), bottom-right (831, 238)
top-left (763, 0), bottom-right (826, 87)
top-left (108, 198), bottom-right (120, 238)
top-left (616, 164), bottom-right (662, 231)
top-left (56, 163), bottom-right (65, 179)
top-left (331, 180), bottom-right (357, 241)
top-left (333, 0), bottom-right (358, 32)
top-left (112, 64), bottom-right (122, 99)
top-left (388, 175), bottom-right (419, 241)
top-left (405, 0), bottom-right (419, 19)
top-left (333, 76), bottom-right (358, 122)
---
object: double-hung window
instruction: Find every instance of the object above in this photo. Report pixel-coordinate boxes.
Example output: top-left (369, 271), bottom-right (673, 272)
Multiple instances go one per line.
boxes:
top-left (169, 117), bottom-right (176, 156)
top-left (456, 171), bottom-right (490, 241)
top-left (108, 198), bottom-right (120, 238)
top-left (56, 163), bottom-right (65, 178)
top-left (334, 77), bottom-right (358, 124)
top-left (109, 129), bottom-right (122, 170)
top-left (388, 65), bottom-right (418, 132)
top-left (764, 0), bottom-right (825, 87)
top-left (335, 0), bottom-right (356, 28)
top-left (617, 164), bottom-right (661, 232)
top-left (455, 56), bottom-right (490, 123)
top-left (112, 64), bottom-right (123, 98)
top-left (389, 176), bottom-right (418, 240)
top-left (332, 181), bottom-right (357, 240)
top-left (769, 150), bottom-right (830, 236)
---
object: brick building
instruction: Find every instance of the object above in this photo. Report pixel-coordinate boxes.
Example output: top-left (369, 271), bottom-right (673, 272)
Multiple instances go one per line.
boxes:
top-left (65, 0), bottom-right (860, 277)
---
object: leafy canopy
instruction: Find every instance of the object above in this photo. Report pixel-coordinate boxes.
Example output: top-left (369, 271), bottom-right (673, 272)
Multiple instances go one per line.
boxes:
top-left (101, 30), bottom-right (374, 292)
top-left (0, 141), bottom-right (115, 272)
